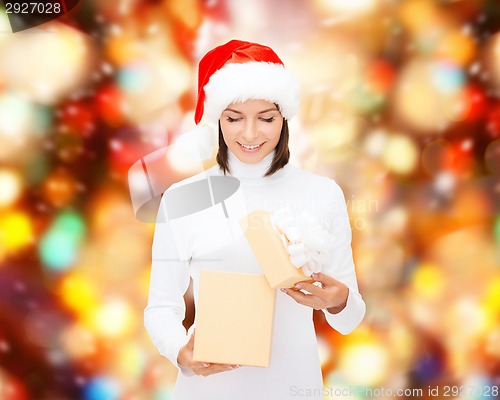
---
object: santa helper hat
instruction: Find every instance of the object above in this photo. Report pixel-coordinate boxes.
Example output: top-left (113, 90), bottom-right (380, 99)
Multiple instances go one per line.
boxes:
top-left (176, 40), bottom-right (300, 160)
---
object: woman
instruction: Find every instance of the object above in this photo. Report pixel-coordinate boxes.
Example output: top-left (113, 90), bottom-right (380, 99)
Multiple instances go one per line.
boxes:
top-left (145, 40), bottom-right (366, 399)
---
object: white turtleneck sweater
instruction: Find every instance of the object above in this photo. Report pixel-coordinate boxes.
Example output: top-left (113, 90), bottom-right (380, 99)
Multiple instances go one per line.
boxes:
top-left (144, 151), bottom-right (365, 400)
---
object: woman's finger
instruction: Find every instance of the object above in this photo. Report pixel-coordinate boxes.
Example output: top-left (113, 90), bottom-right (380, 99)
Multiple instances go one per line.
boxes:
top-left (281, 287), bottom-right (320, 309)
top-left (195, 363), bottom-right (240, 377)
top-left (311, 272), bottom-right (337, 287)
top-left (292, 281), bottom-right (323, 297)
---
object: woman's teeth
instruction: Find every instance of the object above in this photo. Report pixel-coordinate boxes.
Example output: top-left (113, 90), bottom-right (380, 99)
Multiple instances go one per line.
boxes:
top-left (240, 143), bottom-right (262, 150)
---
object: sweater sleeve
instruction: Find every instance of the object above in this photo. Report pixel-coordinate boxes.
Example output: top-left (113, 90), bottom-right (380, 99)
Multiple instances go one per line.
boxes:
top-left (144, 193), bottom-right (194, 376)
top-left (321, 180), bottom-right (366, 335)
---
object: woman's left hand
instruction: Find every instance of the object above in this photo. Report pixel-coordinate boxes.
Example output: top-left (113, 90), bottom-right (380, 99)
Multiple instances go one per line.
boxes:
top-left (281, 272), bottom-right (349, 314)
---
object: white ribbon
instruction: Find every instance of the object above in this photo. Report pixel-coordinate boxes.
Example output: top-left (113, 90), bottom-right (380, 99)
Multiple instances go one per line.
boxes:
top-left (270, 208), bottom-right (332, 276)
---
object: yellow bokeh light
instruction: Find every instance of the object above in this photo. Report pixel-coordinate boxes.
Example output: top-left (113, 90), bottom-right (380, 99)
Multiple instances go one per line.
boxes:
top-left (58, 273), bottom-right (100, 317)
top-left (114, 343), bottom-right (146, 380)
top-left (382, 134), bottom-right (418, 174)
top-left (105, 32), bottom-right (140, 65)
top-left (338, 341), bottom-right (390, 386)
top-left (438, 30), bottom-right (476, 66)
top-left (411, 263), bottom-right (445, 299)
top-left (140, 268), bottom-right (152, 297)
top-left (166, 0), bottom-right (202, 29)
top-left (0, 211), bottom-right (34, 251)
top-left (398, 0), bottom-right (441, 34)
top-left (90, 298), bottom-right (135, 338)
top-left (483, 275), bottom-right (500, 317)
top-left (335, 328), bottom-right (391, 386)
top-left (311, 117), bottom-right (360, 149)
top-left (309, 114), bottom-right (362, 162)
top-left (316, 0), bottom-right (377, 15)
top-left (0, 22), bottom-right (95, 105)
top-left (0, 169), bottom-right (22, 208)
top-left (447, 298), bottom-right (491, 340)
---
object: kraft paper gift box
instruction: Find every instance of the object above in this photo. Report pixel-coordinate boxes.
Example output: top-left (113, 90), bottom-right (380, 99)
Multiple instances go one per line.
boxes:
top-left (239, 210), bottom-right (313, 289)
top-left (193, 270), bottom-right (276, 367)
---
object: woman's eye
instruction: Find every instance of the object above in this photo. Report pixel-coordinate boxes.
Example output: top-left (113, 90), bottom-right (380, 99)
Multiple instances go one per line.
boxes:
top-left (226, 116), bottom-right (240, 123)
top-left (260, 117), bottom-right (275, 123)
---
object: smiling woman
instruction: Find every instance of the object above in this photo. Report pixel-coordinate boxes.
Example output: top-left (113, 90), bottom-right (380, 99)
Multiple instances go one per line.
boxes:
top-left (221, 100), bottom-right (282, 160)
top-left (144, 40), bottom-right (365, 400)
top-left (218, 100), bottom-right (289, 175)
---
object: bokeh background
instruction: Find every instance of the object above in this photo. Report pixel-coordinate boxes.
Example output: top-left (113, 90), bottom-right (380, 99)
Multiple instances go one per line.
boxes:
top-left (0, 0), bottom-right (499, 399)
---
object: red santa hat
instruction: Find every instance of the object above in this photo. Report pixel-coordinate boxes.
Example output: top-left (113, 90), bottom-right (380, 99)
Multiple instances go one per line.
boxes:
top-left (176, 40), bottom-right (300, 160)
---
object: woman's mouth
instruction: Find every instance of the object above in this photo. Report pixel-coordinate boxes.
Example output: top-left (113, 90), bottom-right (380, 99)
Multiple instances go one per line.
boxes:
top-left (238, 142), bottom-right (264, 153)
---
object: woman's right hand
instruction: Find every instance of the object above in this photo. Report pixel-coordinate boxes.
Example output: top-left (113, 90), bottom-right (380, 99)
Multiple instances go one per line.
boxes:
top-left (177, 330), bottom-right (240, 377)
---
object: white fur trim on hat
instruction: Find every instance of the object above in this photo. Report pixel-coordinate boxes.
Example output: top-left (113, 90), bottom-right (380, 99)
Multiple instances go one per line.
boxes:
top-left (202, 61), bottom-right (300, 124)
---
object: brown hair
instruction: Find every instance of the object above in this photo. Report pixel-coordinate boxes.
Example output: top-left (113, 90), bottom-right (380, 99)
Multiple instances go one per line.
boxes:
top-left (216, 119), bottom-right (290, 177)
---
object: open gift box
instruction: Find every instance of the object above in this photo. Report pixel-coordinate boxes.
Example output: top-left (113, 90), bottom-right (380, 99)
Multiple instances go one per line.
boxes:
top-left (193, 270), bottom-right (276, 367)
top-left (192, 210), bottom-right (314, 367)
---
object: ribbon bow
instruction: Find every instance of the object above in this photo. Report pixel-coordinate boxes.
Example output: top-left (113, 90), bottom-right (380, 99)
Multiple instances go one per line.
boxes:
top-left (270, 208), bottom-right (332, 276)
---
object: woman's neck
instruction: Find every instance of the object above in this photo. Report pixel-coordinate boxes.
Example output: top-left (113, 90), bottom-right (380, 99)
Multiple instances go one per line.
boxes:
top-left (225, 150), bottom-right (287, 181)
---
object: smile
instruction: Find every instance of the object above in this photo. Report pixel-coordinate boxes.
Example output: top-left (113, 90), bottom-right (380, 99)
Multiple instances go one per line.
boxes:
top-left (239, 143), bottom-right (264, 150)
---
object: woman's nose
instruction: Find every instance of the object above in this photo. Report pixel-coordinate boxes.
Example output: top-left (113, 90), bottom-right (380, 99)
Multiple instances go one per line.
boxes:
top-left (242, 120), bottom-right (258, 142)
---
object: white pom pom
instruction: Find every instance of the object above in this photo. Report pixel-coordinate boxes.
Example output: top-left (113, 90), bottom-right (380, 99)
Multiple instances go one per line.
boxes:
top-left (175, 124), bottom-right (217, 161)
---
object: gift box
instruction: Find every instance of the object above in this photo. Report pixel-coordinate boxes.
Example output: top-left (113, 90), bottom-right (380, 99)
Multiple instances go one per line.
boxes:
top-left (239, 210), bottom-right (313, 289)
top-left (192, 270), bottom-right (276, 367)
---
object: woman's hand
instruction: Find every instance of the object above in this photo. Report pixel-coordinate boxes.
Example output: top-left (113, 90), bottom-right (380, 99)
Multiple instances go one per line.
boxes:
top-left (177, 330), bottom-right (240, 377)
top-left (281, 272), bottom-right (349, 314)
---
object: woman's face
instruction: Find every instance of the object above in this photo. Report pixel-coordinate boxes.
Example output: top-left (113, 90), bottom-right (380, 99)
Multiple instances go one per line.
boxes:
top-left (220, 99), bottom-right (283, 164)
